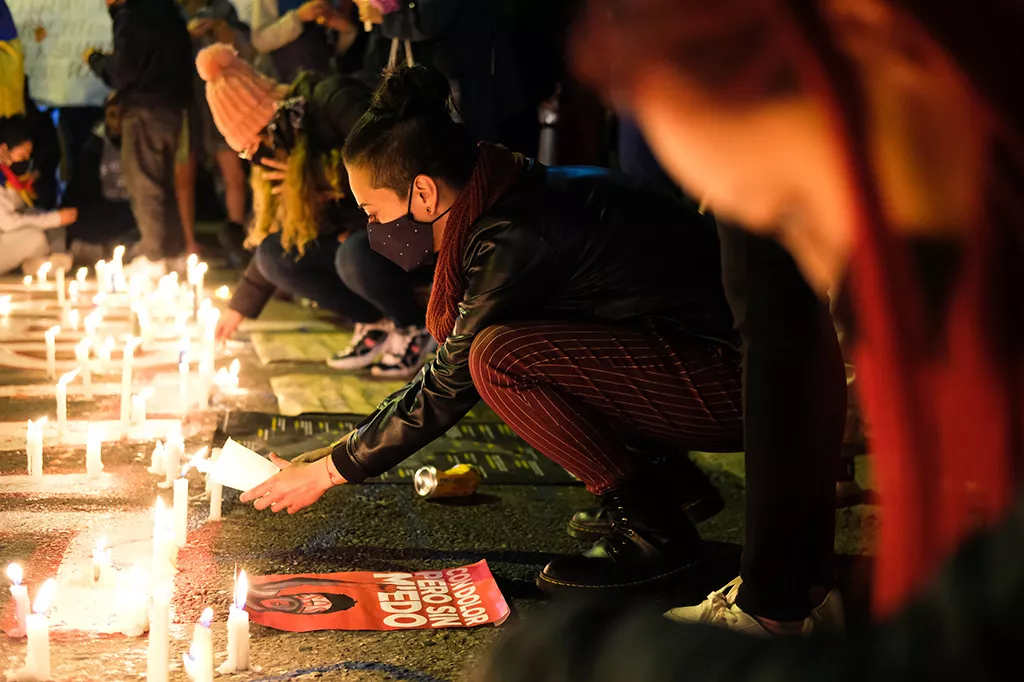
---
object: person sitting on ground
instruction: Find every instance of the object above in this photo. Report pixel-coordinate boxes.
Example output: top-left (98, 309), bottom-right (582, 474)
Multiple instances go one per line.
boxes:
top-left (0, 116), bottom-right (77, 275)
top-left (237, 65), bottom-right (746, 594)
top-left (199, 44), bottom-right (438, 378)
top-left (61, 92), bottom-right (137, 260)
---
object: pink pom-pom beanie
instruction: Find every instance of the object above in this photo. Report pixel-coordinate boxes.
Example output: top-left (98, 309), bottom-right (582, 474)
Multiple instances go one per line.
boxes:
top-left (196, 44), bottom-right (280, 153)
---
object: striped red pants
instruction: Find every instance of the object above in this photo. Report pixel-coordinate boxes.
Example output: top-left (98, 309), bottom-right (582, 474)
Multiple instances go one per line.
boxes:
top-left (468, 321), bottom-right (744, 494)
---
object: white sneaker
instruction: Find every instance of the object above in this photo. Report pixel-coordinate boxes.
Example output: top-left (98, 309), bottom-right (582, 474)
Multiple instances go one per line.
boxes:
top-left (326, 321), bottom-right (393, 370)
top-left (663, 577), bottom-right (844, 636)
top-left (123, 255), bottom-right (167, 280)
top-left (370, 326), bottom-right (437, 379)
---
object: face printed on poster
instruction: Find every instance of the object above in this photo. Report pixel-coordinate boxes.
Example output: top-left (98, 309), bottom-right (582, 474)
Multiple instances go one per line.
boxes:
top-left (245, 560), bottom-right (510, 632)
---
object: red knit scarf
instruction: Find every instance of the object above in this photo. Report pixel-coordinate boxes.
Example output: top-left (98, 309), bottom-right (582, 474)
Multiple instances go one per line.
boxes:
top-left (425, 143), bottom-right (526, 343)
top-left (0, 164), bottom-right (36, 207)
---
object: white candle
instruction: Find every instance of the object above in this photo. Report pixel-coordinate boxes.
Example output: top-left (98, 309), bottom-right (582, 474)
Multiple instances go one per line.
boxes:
top-left (83, 311), bottom-right (100, 347)
top-left (197, 358), bottom-right (213, 410)
top-left (147, 582), bottom-right (171, 682)
top-left (208, 481), bottom-right (222, 521)
top-left (44, 326), bottom-right (60, 380)
top-left (67, 307), bottom-right (80, 331)
top-left (7, 563), bottom-right (30, 638)
top-left (173, 474), bottom-right (189, 547)
top-left (152, 498), bottom-right (177, 578)
top-left (25, 418), bottom-right (45, 478)
top-left (179, 361), bottom-right (190, 419)
top-left (23, 275), bottom-right (32, 288)
top-left (112, 245), bottom-right (126, 293)
top-left (36, 261), bottom-right (51, 286)
top-left (92, 535), bottom-right (111, 583)
top-left (86, 425), bottom-right (103, 477)
top-left (98, 336), bottom-right (114, 364)
top-left (75, 267), bottom-right (87, 288)
top-left (186, 254), bottom-right (198, 285)
top-left (74, 340), bottom-right (91, 399)
top-left (119, 564), bottom-right (150, 637)
top-left (120, 337), bottom-right (136, 432)
top-left (95, 260), bottom-right (106, 294)
top-left (55, 369), bottom-right (78, 439)
top-left (20, 578), bottom-right (56, 682)
top-left (183, 608), bottom-right (214, 682)
top-left (193, 262), bottom-right (208, 308)
top-left (148, 441), bottom-right (166, 476)
top-left (131, 393), bottom-right (147, 424)
top-left (163, 432), bottom-right (184, 487)
top-left (55, 268), bottom-right (65, 306)
top-left (0, 294), bottom-right (11, 315)
top-left (225, 571), bottom-right (250, 671)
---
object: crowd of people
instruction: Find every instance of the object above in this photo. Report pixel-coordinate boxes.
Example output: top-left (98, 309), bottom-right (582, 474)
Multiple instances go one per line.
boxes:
top-left (2, 0), bottom-right (1021, 678)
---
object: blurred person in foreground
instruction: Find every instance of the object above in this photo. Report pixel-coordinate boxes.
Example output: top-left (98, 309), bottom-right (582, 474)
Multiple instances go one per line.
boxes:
top-left (477, 0), bottom-right (1024, 678)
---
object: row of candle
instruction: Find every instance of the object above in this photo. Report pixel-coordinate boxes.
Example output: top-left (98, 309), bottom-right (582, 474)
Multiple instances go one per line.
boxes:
top-left (6, 560), bottom-right (250, 681)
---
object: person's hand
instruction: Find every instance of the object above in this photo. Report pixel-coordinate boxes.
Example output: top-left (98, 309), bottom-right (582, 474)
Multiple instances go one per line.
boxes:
top-left (187, 18), bottom-right (214, 37)
top-left (296, 0), bottom-right (329, 23)
top-left (356, 0), bottom-right (383, 25)
top-left (260, 156), bottom-right (289, 195)
top-left (240, 453), bottom-right (344, 514)
top-left (321, 7), bottom-right (355, 33)
top-left (58, 207), bottom-right (78, 226)
top-left (216, 308), bottom-right (245, 342)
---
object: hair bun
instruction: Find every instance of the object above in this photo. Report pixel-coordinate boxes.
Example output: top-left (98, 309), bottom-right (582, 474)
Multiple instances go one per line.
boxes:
top-left (196, 43), bottom-right (239, 83)
top-left (371, 65), bottom-right (453, 122)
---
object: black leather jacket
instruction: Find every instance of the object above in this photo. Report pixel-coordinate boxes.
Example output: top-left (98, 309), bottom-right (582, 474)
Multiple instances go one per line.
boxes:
top-left (330, 164), bottom-right (737, 482)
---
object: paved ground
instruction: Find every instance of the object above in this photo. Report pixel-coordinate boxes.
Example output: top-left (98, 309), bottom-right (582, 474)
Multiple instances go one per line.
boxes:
top-left (0, 266), bottom-right (879, 682)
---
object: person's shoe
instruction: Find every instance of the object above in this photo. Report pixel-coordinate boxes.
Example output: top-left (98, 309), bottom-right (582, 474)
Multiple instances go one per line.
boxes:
top-left (370, 326), bottom-right (437, 379)
top-left (664, 577), bottom-right (844, 636)
top-left (568, 455), bottom-right (724, 541)
top-left (122, 255), bottom-right (167, 279)
top-left (537, 489), bottom-right (701, 594)
top-left (326, 321), bottom-right (393, 370)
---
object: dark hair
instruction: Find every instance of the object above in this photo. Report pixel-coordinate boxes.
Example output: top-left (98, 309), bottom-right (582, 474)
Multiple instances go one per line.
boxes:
top-left (342, 65), bottom-right (476, 195)
top-left (0, 116), bottom-right (32, 149)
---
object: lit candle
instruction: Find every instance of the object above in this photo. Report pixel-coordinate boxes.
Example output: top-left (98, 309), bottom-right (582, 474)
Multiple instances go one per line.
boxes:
top-left (163, 432), bottom-right (184, 487)
top-left (120, 337), bottom-right (136, 432)
top-left (75, 267), bottom-right (87, 288)
top-left (98, 336), bottom-right (114, 364)
top-left (148, 441), bottom-right (166, 476)
top-left (214, 285), bottom-right (230, 301)
top-left (55, 369), bottom-right (78, 439)
top-left (36, 261), bottom-right (52, 286)
top-left (67, 308), bottom-right (80, 332)
top-left (214, 359), bottom-right (240, 391)
top-left (84, 311), bottom-right (100, 344)
top-left (95, 260), bottom-right (106, 293)
top-left (186, 254), bottom-right (198, 285)
top-left (119, 564), bottom-right (150, 637)
top-left (183, 608), bottom-right (214, 682)
top-left (131, 391), bottom-right (149, 425)
top-left (25, 418), bottom-right (45, 478)
top-left (55, 267), bottom-right (65, 306)
top-left (0, 294), bottom-right (11, 315)
top-left (92, 535), bottom-right (111, 583)
top-left (179, 360), bottom-right (190, 419)
top-left (151, 498), bottom-right (177, 579)
top-left (147, 582), bottom-right (171, 682)
top-left (19, 578), bottom-right (56, 682)
top-left (85, 425), bottom-right (103, 477)
top-left (44, 326), bottom-right (60, 380)
top-left (224, 571), bottom-right (250, 672)
top-left (193, 262), bottom-right (208, 309)
top-left (7, 563), bottom-right (30, 638)
top-left (74, 340), bottom-right (91, 399)
top-left (173, 469), bottom-right (189, 547)
top-left (23, 274), bottom-right (32, 288)
top-left (112, 245), bottom-right (126, 293)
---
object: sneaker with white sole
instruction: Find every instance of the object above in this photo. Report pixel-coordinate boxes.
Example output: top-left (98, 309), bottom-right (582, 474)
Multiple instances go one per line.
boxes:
top-left (370, 326), bottom-right (437, 379)
top-left (664, 576), bottom-right (844, 636)
top-left (326, 321), bottom-right (393, 370)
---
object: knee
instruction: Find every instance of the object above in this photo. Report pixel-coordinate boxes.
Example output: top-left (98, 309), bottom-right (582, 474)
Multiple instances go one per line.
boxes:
top-left (253, 235), bottom-right (289, 283)
top-left (334, 230), bottom-right (370, 289)
top-left (469, 324), bottom-right (521, 390)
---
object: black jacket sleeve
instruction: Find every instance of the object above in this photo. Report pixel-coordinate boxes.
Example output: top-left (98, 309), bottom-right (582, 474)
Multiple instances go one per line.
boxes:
top-left (480, 487), bottom-right (1024, 682)
top-left (380, 0), bottom-right (461, 42)
top-left (229, 259), bottom-right (276, 319)
top-left (89, 4), bottom-right (145, 91)
top-left (330, 220), bottom-right (554, 482)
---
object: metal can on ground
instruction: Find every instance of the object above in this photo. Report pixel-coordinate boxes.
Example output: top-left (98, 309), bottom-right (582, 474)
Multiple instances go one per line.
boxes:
top-left (414, 463), bottom-right (481, 499)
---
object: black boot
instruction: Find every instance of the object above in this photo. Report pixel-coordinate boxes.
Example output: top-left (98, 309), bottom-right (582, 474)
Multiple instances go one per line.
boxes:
top-left (538, 488), bottom-right (701, 594)
top-left (567, 455), bottom-right (724, 541)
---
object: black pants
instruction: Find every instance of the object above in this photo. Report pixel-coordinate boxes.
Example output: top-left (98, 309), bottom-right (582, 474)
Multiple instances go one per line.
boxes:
top-left (254, 229), bottom-right (433, 327)
top-left (718, 225), bottom-right (847, 622)
top-left (121, 106), bottom-right (185, 261)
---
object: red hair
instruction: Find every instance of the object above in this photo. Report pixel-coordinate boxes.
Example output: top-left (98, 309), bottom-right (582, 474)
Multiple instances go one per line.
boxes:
top-left (573, 0), bottom-right (1024, 615)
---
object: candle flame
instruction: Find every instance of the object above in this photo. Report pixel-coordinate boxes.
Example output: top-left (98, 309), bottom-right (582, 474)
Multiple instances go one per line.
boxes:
top-left (200, 607), bottom-right (214, 627)
top-left (229, 359), bottom-right (240, 377)
top-left (32, 578), bottom-right (56, 614)
top-left (23, 275), bottom-right (32, 287)
top-left (94, 536), bottom-right (108, 554)
top-left (37, 262), bottom-right (52, 277)
top-left (234, 570), bottom-right (248, 610)
top-left (59, 368), bottom-right (80, 385)
top-left (46, 325), bottom-right (60, 338)
top-left (76, 267), bottom-right (88, 280)
top-left (6, 562), bottom-right (23, 585)
top-left (187, 447), bottom-right (210, 474)
top-left (214, 285), bottom-right (231, 300)
top-left (113, 245), bottom-right (126, 260)
top-left (0, 294), bottom-right (11, 305)
top-left (187, 253), bottom-right (198, 269)
top-left (195, 262), bottom-right (208, 276)
top-left (128, 563), bottom-right (145, 589)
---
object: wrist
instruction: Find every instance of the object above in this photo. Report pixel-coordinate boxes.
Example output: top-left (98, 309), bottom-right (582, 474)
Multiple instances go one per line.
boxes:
top-left (325, 454), bottom-right (346, 486)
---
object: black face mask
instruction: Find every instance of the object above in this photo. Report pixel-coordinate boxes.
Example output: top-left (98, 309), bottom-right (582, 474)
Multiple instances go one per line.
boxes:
top-left (8, 159), bottom-right (32, 176)
top-left (367, 182), bottom-right (452, 272)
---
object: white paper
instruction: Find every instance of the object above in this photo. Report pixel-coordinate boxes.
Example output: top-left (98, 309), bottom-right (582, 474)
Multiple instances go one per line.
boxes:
top-left (209, 439), bottom-right (279, 492)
